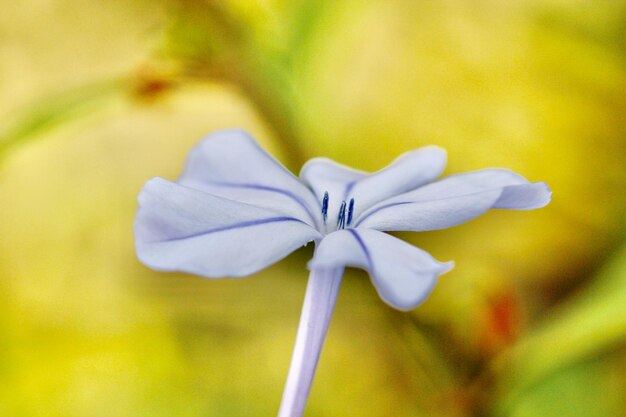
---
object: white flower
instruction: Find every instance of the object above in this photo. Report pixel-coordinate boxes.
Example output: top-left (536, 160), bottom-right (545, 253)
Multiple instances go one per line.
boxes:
top-left (133, 129), bottom-right (551, 417)
top-left (135, 129), bottom-right (550, 310)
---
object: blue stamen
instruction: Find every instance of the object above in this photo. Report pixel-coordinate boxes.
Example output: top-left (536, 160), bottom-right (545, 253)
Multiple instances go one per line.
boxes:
top-left (337, 200), bottom-right (347, 229)
top-left (321, 191), bottom-right (329, 223)
top-left (347, 198), bottom-right (355, 226)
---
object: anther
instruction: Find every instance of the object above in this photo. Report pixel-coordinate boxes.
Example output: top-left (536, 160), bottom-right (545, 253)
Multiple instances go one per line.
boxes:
top-left (337, 200), bottom-right (347, 230)
top-left (321, 191), bottom-right (329, 223)
top-left (346, 198), bottom-right (355, 226)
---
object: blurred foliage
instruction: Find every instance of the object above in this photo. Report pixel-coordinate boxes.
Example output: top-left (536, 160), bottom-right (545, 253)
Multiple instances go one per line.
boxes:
top-left (0, 0), bottom-right (625, 416)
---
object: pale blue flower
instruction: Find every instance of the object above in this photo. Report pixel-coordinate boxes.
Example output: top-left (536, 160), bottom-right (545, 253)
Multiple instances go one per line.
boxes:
top-left (135, 129), bottom-right (549, 309)
top-left (134, 129), bottom-right (551, 416)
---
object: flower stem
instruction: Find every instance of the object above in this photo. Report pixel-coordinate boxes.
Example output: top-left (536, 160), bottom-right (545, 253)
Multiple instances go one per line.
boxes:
top-left (278, 266), bottom-right (344, 417)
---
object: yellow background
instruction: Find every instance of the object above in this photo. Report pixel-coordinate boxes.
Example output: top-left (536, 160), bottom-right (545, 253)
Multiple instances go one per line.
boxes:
top-left (1, 1), bottom-right (625, 416)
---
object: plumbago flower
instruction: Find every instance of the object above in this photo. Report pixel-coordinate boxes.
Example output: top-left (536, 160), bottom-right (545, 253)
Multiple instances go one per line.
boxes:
top-left (134, 130), bottom-right (551, 417)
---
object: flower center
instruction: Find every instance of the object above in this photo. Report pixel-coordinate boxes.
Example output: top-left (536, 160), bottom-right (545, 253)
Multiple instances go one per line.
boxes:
top-left (321, 192), bottom-right (355, 231)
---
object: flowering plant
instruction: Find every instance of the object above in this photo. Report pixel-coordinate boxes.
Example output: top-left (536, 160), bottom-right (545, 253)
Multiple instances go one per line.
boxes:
top-left (134, 130), bottom-right (550, 417)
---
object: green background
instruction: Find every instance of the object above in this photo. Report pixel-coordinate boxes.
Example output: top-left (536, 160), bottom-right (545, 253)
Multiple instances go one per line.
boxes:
top-left (1, 1), bottom-right (625, 416)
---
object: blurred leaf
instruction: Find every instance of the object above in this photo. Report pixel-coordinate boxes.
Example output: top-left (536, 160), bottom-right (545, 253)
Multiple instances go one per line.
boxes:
top-left (0, 79), bottom-right (124, 159)
top-left (500, 350), bottom-right (625, 417)
top-left (491, 241), bottom-right (626, 415)
top-left (160, 0), bottom-right (336, 169)
top-left (0, 0), bottom-right (166, 161)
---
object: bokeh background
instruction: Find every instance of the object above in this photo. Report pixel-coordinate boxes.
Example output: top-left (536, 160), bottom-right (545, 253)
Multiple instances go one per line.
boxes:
top-left (1, 1), bottom-right (625, 416)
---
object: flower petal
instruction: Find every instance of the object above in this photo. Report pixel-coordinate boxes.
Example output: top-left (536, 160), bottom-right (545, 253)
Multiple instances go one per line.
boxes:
top-left (355, 169), bottom-right (551, 231)
top-left (135, 178), bottom-right (321, 278)
top-left (178, 129), bottom-right (321, 228)
top-left (300, 146), bottom-right (447, 222)
top-left (299, 158), bottom-right (367, 225)
top-left (309, 229), bottom-right (453, 310)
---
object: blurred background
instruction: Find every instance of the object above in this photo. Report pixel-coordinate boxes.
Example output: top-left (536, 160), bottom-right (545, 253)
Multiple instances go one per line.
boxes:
top-left (1, 1), bottom-right (625, 416)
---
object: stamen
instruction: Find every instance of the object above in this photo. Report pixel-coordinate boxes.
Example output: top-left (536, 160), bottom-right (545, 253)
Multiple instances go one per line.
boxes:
top-left (337, 200), bottom-right (347, 230)
top-left (346, 198), bottom-right (355, 226)
top-left (321, 191), bottom-right (329, 223)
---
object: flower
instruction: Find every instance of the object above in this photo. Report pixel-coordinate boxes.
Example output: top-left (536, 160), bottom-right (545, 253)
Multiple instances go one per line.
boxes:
top-left (134, 129), bottom-right (551, 417)
top-left (134, 129), bottom-right (551, 310)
